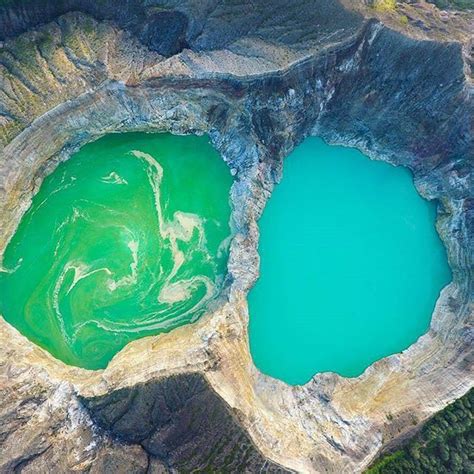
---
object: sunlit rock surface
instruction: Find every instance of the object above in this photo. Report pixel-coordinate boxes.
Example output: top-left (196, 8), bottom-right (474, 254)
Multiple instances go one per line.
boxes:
top-left (0, 0), bottom-right (472, 472)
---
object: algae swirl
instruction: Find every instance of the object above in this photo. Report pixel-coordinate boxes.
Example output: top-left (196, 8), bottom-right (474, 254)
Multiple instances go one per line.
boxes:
top-left (0, 133), bottom-right (233, 369)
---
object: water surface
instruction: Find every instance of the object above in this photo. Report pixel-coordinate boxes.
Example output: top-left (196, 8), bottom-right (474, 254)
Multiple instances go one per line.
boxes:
top-left (249, 137), bottom-right (451, 385)
top-left (0, 133), bottom-right (232, 369)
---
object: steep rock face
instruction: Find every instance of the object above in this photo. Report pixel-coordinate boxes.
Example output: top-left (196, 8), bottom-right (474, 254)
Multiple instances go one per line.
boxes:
top-left (0, 0), bottom-right (189, 56)
top-left (0, 13), bottom-right (164, 146)
top-left (0, 1), bottom-right (472, 473)
top-left (343, 0), bottom-right (473, 44)
top-left (0, 0), bottom-right (363, 52)
top-left (83, 374), bottom-right (291, 472)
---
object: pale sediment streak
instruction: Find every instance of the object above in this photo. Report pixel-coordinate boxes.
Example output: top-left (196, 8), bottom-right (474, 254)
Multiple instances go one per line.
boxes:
top-left (131, 149), bottom-right (215, 305)
top-left (66, 263), bottom-right (113, 296)
top-left (101, 171), bottom-right (128, 185)
top-left (107, 237), bottom-right (139, 291)
top-left (0, 258), bottom-right (22, 273)
top-left (46, 149), bottom-right (224, 347)
top-left (53, 268), bottom-right (72, 344)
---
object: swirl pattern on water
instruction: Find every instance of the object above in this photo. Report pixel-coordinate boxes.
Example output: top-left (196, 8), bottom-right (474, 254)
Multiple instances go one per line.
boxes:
top-left (0, 133), bottom-right (233, 369)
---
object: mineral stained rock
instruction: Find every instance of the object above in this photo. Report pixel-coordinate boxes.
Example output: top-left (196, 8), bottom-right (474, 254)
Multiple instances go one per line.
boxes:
top-left (0, 1), bottom-right (472, 472)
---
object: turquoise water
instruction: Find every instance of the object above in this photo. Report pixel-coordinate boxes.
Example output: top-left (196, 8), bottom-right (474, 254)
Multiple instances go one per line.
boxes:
top-left (248, 137), bottom-right (451, 385)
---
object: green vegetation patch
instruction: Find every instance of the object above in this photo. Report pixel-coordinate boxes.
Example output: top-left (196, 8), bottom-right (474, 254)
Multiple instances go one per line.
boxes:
top-left (367, 389), bottom-right (474, 473)
top-left (369, 0), bottom-right (397, 12)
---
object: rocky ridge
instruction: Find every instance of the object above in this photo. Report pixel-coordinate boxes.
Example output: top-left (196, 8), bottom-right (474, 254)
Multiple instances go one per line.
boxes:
top-left (0, 1), bottom-right (472, 472)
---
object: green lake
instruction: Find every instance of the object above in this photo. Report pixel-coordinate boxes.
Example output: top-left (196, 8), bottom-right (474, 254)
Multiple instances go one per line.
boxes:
top-left (249, 137), bottom-right (451, 385)
top-left (0, 133), bottom-right (233, 370)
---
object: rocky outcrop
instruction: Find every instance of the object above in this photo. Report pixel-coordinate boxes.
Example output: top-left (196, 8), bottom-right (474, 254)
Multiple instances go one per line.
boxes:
top-left (345, 0), bottom-right (473, 44)
top-left (82, 374), bottom-right (291, 472)
top-left (0, 0), bottom-right (189, 56)
top-left (0, 1), bottom-right (472, 472)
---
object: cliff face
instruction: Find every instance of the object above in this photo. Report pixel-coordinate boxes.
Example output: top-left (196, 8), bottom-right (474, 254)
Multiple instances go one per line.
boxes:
top-left (0, 1), bottom-right (472, 473)
top-left (0, 0), bottom-right (189, 56)
top-left (82, 374), bottom-right (292, 472)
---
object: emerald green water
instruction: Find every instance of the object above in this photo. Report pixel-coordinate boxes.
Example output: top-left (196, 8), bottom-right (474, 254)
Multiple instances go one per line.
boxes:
top-left (0, 133), bottom-right (232, 370)
top-left (249, 137), bottom-right (451, 385)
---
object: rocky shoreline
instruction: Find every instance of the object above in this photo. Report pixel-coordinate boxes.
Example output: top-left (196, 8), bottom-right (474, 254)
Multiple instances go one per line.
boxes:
top-left (0, 1), bottom-right (472, 472)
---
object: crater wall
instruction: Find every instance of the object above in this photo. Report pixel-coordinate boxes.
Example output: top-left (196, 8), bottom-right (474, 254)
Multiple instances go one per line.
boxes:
top-left (0, 1), bottom-right (472, 472)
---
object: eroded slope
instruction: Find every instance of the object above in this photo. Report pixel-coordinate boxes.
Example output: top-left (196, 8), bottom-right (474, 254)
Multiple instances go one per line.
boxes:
top-left (0, 1), bottom-right (472, 472)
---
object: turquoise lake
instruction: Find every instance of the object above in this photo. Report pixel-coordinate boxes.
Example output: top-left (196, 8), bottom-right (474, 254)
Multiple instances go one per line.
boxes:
top-left (248, 137), bottom-right (451, 385)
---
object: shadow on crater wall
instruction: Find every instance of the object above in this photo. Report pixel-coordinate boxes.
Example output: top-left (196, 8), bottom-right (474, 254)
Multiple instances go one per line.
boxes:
top-left (82, 373), bottom-right (291, 472)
